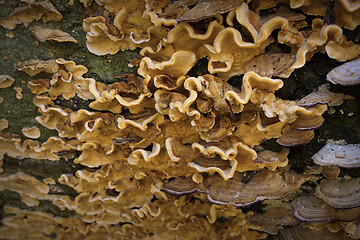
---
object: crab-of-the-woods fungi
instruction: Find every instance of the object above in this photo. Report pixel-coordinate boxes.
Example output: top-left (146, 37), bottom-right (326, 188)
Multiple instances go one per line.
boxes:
top-left (315, 177), bottom-right (360, 209)
top-left (326, 58), bottom-right (360, 85)
top-left (312, 140), bottom-right (360, 168)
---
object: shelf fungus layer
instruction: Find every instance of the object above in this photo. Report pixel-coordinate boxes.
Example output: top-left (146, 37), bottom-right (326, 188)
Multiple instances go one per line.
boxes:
top-left (312, 140), bottom-right (360, 168)
top-left (281, 226), bottom-right (347, 240)
top-left (163, 170), bottom-right (309, 207)
top-left (326, 57), bottom-right (360, 85)
top-left (315, 177), bottom-right (360, 209)
top-left (292, 195), bottom-right (360, 222)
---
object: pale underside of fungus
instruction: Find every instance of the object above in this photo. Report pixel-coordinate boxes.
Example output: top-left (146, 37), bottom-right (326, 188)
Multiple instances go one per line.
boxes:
top-left (312, 140), bottom-right (360, 168)
top-left (29, 25), bottom-right (78, 43)
top-left (0, 0), bottom-right (360, 239)
top-left (326, 57), bottom-right (360, 85)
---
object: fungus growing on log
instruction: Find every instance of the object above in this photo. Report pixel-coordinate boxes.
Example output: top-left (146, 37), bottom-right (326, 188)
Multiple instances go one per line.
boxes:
top-left (21, 126), bottom-right (41, 139)
top-left (312, 140), bottom-right (360, 168)
top-left (326, 57), bottom-right (360, 85)
top-left (292, 195), bottom-right (360, 222)
top-left (0, 75), bottom-right (15, 88)
top-left (163, 170), bottom-right (308, 207)
top-left (29, 25), bottom-right (78, 43)
top-left (315, 177), bottom-right (360, 209)
top-left (0, 0), bottom-right (359, 239)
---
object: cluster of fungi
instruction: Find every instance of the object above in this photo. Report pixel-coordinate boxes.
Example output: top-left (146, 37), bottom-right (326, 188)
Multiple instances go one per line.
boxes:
top-left (0, 0), bottom-right (360, 239)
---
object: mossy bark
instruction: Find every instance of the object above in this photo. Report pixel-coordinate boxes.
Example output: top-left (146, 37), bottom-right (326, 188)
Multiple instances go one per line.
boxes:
top-left (0, 0), bottom-right (138, 220)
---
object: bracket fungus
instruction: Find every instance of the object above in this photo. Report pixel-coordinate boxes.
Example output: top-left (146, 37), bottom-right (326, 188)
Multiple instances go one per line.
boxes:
top-left (0, 172), bottom-right (50, 207)
top-left (312, 140), bottom-right (360, 168)
top-left (326, 57), bottom-right (360, 85)
top-left (21, 126), bottom-right (41, 139)
top-left (156, 0), bottom-right (243, 22)
top-left (292, 195), bottom-right (360, 222)
top-left (29, 25), bottom-right (78, 43)
top-left (163, 170), bottom-right (308, 207)
top-left (281, 226), bottom-right (347, 240)
top-left (0, 0), bottom-right (62, 30)
top-left (1, 0), bottom-right (360, 239)
top-left (0, 75), bottom-right (15, 90)
top-left (296, 84), bottom-right (351, 107)
top-left (247, 207), bottom-right (300, 234)
top-left (315, 177), bottom-right (360, 209)
top-left (0, 119), bottom-right (8, 132)
top-left (321, 165), bottom-right (341, 179)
